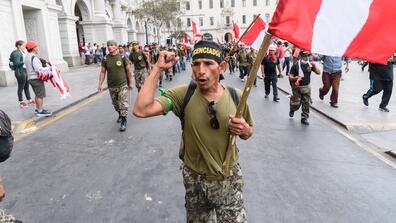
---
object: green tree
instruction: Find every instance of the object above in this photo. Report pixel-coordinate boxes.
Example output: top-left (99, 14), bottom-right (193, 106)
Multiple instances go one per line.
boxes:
top-left (133, 0), bottom-right (182, 43)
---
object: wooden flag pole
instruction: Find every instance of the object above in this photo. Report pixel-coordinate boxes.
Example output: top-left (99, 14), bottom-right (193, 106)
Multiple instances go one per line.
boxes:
top-left (223, 31), bottom-right (273, 176)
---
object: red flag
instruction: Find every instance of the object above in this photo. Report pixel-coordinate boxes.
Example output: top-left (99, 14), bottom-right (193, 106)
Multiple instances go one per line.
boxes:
top-left (240, 17), bottom-right (266, 50)
top-left (192, 21), bottom-right (202, 43)
top-left (269, 0), bottom-right (396, 64)
top-left (183, 33), bottom-right (190, 49)
top-left (233, 22), bottom-right (240, 39)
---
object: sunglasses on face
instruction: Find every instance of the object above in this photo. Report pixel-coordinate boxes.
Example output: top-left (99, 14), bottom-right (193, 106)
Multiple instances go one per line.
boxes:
top-left (208, 101), bottom-right (220, 129)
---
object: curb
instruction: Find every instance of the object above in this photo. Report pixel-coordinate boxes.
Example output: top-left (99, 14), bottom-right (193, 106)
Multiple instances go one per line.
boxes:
top-left (277, 86), bottom-right (349, 130)
top-left (14, 88), bottom-right (107, 134)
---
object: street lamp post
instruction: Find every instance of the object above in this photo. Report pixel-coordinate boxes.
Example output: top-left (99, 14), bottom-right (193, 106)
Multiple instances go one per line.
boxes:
top-left (145, 20), bottom-right (149, 45)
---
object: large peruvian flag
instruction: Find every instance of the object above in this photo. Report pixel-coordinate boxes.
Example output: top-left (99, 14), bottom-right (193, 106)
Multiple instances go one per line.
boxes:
top-left (269, 0), bottom-right (396, 64)
top-left (240, 17), bottom-right (266, 50)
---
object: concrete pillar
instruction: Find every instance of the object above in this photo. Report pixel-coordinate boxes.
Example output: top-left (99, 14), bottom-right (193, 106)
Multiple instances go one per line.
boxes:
top-left (58, 15), bottom-right (80, 67)
top-left (94, 0), bottom-right (107, 19)
top-left (111, 0), bottom-right (128, 44)
top-left (0, 0), bottom-right (24, 86)
top-left (44, 4), bottom-right (68, 71)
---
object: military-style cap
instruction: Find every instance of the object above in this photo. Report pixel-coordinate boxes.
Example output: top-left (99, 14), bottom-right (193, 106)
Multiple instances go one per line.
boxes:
top-left (131, 41), bottom-right (139, 46)
top-left (107, 40), bottom-right (117, 46)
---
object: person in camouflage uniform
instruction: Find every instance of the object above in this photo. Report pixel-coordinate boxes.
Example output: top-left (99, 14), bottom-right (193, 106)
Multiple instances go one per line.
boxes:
top-left (98, 40), bottom-right (133, 132)
top-left (129, 41), bottom-right (149, 92)
top-left (246, 47), bottom-right (257, 87)
top-left (289, 51), bottom-right (321, 125)
top-left (237, 46), bottom-right (249, 81)
top-left (133, 40), bottom-right (254, 222)
top-left (150, 44), bottom-right (162, 87)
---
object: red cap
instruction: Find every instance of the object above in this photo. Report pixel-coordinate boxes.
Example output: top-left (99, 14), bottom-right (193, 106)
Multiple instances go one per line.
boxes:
top-left (26, 41), bottom-right (38, 50)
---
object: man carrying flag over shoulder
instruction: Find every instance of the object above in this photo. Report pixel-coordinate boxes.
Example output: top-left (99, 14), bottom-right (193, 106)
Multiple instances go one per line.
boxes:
top-left (133, 40), bottom-right (253, 222)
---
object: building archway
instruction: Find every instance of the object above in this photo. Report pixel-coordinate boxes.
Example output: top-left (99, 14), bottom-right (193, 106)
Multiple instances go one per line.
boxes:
top-left (74, 0), bottom-right (90, 45)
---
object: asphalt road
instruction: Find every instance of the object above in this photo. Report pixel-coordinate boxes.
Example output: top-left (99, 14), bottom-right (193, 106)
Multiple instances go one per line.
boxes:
top-left (1, 66), bottom-right (396, 223)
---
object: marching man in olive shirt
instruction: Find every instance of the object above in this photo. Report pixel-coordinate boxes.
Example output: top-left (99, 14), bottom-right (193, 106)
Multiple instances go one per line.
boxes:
top-left (133, 40), bottom-right (253, 222)
top-left (129, 41), bottom-right (149, 92)
top-left (98, 40), bottom-right (133, 132)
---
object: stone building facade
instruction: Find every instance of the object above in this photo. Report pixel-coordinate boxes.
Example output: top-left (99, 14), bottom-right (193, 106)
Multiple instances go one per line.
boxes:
top-left (0, 0), bottom-right (158, 86)
top-left (174, 0), bottom-right (278, 42)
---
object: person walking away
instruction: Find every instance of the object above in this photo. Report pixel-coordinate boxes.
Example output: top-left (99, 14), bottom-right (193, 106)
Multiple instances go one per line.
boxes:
top-left (362, 56), bottom-right (395, 112)
top-left (129, 41), bottom-right (149, 92)
top-left (276, 41), bottom-right (285, 78)
top-left (24, 41), bottom-right (52, 117)
top-left (262, 45), bottom-right (280, 102)
top-left (133, 40), bottom-right (253, 222)
top-left (98, 40), bottom-right (133, 131)
top-left (317, 55), bottom-right (349, 108)
top-left (283, 42), bottom-right (292, 76)
top-left (237, 46), bottom-right (249, 81)
top-left (288, 51), bottom-right (321, 125)
top-left (9, 40), bottom-right (33, 108)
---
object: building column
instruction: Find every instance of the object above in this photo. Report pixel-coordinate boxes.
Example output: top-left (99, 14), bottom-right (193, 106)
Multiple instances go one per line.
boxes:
top-left (79, 0), bottom-right (114, 46)
top-left (44, 4), bottom-right (68, 71)
top-left (94, 0), bottom-right (107, 20)
top-left (58, 15), bottom-right (80, 67)
top-left (111, 0), bottom-right (128, 44)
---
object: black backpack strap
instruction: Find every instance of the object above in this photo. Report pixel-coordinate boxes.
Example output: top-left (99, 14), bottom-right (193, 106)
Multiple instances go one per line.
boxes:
top-left (180, 80), bottom-right (197, 129)
top-left (227, 86), bottom-right (240, 107)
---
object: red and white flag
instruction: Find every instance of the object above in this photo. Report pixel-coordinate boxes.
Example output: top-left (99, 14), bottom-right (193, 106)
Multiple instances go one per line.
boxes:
top-left (233, 22), bottom-right (240, 40)
top-left (192, 21), bottom-right (202, 42)
top-left (183, 33), bottom-right (190, 49)
top-left (269, 0), bottom-right (396, 64)
top-left (240, 17), bottom-right (266, 50)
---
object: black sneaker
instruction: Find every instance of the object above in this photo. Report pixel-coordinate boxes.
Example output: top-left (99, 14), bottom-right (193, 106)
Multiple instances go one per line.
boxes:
top-left (116, 115), bottom-right (122, 123)
top-left (362, 95), bottom-right (369, 106)
top-left (289, 111), bottom-right (294, 118)
top-left (319, 89), bottom-right (324, 100)
top-left (330, 103), bottom-right (339, 108)
top-left (120, 117), bottom-right (127, 132)
top-left (380, 107), bottom-right (390, 112)
top-left (273, 97), bottom-right (280, 102)
top-left (301, 118), bottom-right (310, 125)
top-left (264, 94), bottom-right (269, 99)
top-left (36, 109), bottom-right (52, 117)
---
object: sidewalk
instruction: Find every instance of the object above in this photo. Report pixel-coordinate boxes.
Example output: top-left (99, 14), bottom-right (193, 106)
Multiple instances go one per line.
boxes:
top-left (0, 64), bottom-right (102, 131)
top-left (277, 62), bottom-right (396, 154)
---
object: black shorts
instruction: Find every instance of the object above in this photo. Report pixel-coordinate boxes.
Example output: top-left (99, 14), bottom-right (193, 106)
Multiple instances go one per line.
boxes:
top-left (29, 79), bottom-right (46, 98)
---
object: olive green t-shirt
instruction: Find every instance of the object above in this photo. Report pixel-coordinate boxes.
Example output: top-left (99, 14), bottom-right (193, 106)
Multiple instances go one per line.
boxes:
top-left (156, 84), bottom-right (254, 177)
top-left (129, 51), bottom-right (148, 70)
top-left (102, 54), bottom-right (129, 88)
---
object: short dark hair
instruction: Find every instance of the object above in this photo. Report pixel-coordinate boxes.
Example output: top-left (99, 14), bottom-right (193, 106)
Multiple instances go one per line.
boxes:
top-left (27, 48), bottom-right (34, 53)
top-left (15, 40), bottom-right (24, 47)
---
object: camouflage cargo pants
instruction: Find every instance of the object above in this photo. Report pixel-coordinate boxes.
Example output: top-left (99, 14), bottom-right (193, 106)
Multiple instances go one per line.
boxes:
top-left (109, 85), bottom-right (129, 117)
top-left (290, 85), bottom-right (312, 119)
top-left (182, 164), bottom-right (247, 223)
top-left (134, 68), bottom-right (148, 91)
top-left (0, 209), bottom-right (17, 223)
